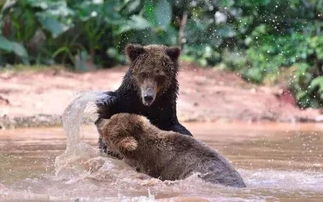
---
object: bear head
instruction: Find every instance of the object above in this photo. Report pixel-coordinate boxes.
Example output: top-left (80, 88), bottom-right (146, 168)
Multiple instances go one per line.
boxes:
top-left (125, 44), bottom-right (180, 106)
top-left (98, 113), bottom-right (150, 156)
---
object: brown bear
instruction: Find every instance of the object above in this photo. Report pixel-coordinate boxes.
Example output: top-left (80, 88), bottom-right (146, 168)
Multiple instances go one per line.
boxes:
top-left (95, 44), bottom-right (192, 153)
top-left (97, 113), bottom-right (246, 188)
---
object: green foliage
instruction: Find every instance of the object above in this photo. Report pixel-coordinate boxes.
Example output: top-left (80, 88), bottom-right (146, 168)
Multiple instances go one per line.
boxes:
top-left (289, 34), bottom-right (323, 108)
top-left (291, 62), bottom-right (323, 108)
top-left (175, 0), bottom-right (323, 108)
top-left (0, 0), bottom-right (158, 68)
top-left (0, 0), bottom-right (322, 108)
top-left (0, 35), bottom-right (29, 64)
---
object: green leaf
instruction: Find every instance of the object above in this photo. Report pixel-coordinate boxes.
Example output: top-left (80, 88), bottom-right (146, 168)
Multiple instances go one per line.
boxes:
top-left (0, 35), bottom-right (13, 52)
top-left (309, 76), bottom-right (323, 93)
top-left (117, 15), bottom-right (150, 34)
top-left (37, 14), bottom-right (70, 38)
top-left (26, 0), bottom-right (49, 9)
top-left (121, 0), bottom-right (143, 15)
top-left (218, 0), bottom-right (234, 8)
top-left (0, 35), bottom-right (29, 64)
top-left (215, 25), bottom-right (236, 38)
top-left (11, 42), bottom-right (28, 58)
top-left (130, 15), bottom-right (150, 29)
top-left (154, 0), bottom-right (171, 29)
top-left (143, 0), bottom-right (156, 26)
top-left (12, 42), bottom-right (29, 64)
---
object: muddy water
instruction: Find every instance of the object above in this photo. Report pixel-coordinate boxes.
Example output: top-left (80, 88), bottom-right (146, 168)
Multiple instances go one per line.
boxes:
top-left (0, 122), bottom-right (323, 201)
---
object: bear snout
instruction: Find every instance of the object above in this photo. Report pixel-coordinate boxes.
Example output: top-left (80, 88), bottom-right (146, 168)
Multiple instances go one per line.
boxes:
top-left (141, 87), bottom-right (156, 106)
top-left (144, 95), bottom-right (153, 103)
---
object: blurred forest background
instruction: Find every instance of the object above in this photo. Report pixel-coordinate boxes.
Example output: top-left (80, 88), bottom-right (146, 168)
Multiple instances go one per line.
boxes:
top-left (0, 0), bottom-right (322, 108)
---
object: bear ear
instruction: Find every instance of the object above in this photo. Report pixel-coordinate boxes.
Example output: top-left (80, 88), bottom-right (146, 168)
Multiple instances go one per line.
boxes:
top-left (118, 136), bottom-right (138, 152)
top-left (125, 44), bottom-right (146, 62)
top-left (129, 115), bottom-right (145, 131)
top-left (166, 47), bottom-right (181, 62)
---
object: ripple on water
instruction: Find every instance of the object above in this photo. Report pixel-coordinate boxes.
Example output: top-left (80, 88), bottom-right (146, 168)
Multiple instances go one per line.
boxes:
top-left (3, 141), bottom-right (319, 201)
top-left (1, 91), bottom-right (323, 201)
top-left (243, 169), bottom-right (323, 192)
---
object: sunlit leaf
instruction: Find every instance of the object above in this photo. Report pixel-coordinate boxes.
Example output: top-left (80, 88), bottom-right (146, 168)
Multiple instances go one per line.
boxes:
top-left (37, 14), bottom-right (71, 37)
top-left (117, 15), bottom-right (150, 34)
top-left (309, 76), bottom-right (323, 93)
top-left (121, 0), bottom-right (143, 15)
top-left (154, 0), bottom-right (171, 29)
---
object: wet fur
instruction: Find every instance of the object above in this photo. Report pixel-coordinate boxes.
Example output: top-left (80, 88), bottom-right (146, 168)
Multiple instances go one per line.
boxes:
top-left (96, 44), bottom-right (192, 153)
top-left (98, 113), bottom-right (246, 188)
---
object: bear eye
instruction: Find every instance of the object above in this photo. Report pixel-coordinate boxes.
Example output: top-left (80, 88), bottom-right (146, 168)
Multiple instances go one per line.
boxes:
top-left (140, 72), bottom-right (148, 78)
top-left (156, 75), bottom-right (166, 83)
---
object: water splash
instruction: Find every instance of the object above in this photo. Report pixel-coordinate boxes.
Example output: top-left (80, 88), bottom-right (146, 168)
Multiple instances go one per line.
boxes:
top-left (53, 91), bottom-right (163, 190)
top-left (62, 91), bottom-right (106, 153)
top-left (19, 90), bottom-right (320, 201)
top-left (50, 91), bottom-right (225, 200)
top-left (55, 91), bottom-right (108, 175)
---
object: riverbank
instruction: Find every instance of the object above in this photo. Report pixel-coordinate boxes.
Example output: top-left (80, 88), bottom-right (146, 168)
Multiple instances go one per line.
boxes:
top-left (0, 63), bottom-right (322, 128)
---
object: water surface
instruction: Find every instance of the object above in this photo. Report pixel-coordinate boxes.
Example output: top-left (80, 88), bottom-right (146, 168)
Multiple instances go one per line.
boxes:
top-left (0, 122), bottom-right (323, 201)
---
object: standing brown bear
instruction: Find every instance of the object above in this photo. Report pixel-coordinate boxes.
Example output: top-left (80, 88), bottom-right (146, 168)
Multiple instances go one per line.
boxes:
top-left (97, 113), bottom-right (246, 188)
top-left (96, 44), bottom-right (191, 153)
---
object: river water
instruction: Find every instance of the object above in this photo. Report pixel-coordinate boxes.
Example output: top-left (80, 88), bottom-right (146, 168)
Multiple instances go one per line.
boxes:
top-left (0, 122), bottom-right (323, 201)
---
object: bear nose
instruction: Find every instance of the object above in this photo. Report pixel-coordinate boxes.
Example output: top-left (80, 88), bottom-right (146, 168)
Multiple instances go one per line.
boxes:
top-left (144, 95), bottom-right (153, 103)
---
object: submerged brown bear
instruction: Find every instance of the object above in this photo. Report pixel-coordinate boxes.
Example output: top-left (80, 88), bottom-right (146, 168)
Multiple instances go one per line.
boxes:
top-left (97, 113), bottom-right (246, 188)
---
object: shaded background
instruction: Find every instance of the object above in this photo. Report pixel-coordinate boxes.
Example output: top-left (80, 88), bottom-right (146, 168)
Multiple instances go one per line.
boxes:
top-left (0, 0), bottom-right (322, 109)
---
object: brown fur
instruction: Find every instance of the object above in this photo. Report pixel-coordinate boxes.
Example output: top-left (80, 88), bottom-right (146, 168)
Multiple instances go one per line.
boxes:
top-left (98, 113), bottom-right (246, 188)
top-left (96, 44), bottom-right (192, 154)
top-left (126, 44), bottom-right (180, 105)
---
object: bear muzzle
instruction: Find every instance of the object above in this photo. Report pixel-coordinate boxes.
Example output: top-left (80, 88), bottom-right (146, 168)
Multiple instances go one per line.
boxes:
top-left (140, 80), bottom-right (157, 106)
